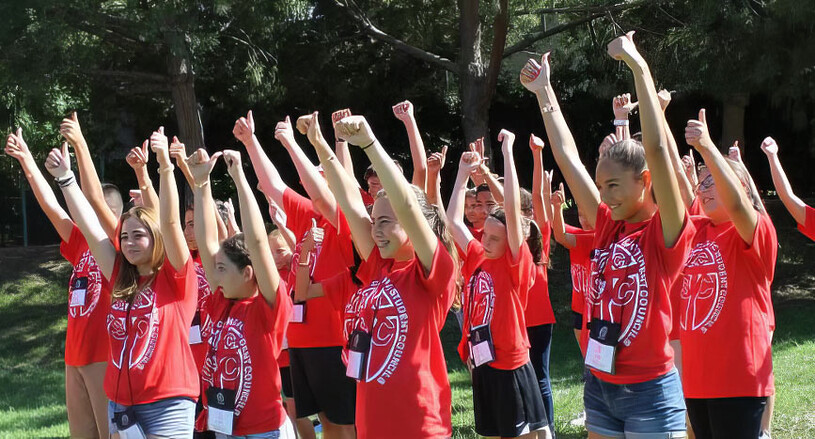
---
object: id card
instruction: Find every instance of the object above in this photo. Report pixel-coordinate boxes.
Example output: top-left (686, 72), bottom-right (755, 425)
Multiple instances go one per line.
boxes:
top-left (112, 407), bottom-right (146, 439)
top-left (468, 325), bottom-right (495, 368)
top-left (346, 329), bottom-right (371, 380)
top-left (189, 312), bottom-right (202, 345)
top-left (70, 277), bottom-right (88, 307)
top-left (206, 387), bottom-right (236, 435)
top-left (291, 302), bottom-right (306, 324)
top-left (584, 319), bottom-right (621, 374)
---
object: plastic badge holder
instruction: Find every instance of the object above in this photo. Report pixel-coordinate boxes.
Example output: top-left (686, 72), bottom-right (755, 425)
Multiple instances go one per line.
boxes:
top-left (70, 277), bottom-right (88, 306)
top-left (585, 319), bottom-right (621, 374)
top-left (346, 329), bottom-right (371, 380)
top-left (207, 387), bottom-right (237, 435)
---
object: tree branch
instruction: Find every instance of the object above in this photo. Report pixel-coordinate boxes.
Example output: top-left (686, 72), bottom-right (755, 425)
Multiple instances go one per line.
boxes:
top-left (332, 0), bottom-right (460, 74)
top-left (87, 69), bottom-right (170, 83)
top-left (503, 1), bottom-right (648, 58)
top-left (513, 2), bottom-right (628, 16)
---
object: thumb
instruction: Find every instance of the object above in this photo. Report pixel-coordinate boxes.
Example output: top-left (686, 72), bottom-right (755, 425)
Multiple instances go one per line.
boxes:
top-left (61, 141), bottom-right (69, 157)
top-left (559, 182), bottom-right (564, 193)
top-left (210, 151), bottom-right (223, 164)
top-left (626, 30), bottom-right (636, 41)
top-left (541, 51), bottom-right (550, 65)
top-left (698, 109), bottom-right (707, 125)
top-left (441, 145), bottom-right (448, 158)
top-left (15, 127), bottom-right (22, 139)
top-left (71, 111), bottom-right (78, 122)
top-left (285, 115), bottom-right (291, 126)
top-left (248, 110), bottom-right (254, 124)
top-left (142, 139), bottom-right (149, 153)
top-left (173, 136), bottom-right (180, 144)
top-left (158, 126), bottom-right (164, 135)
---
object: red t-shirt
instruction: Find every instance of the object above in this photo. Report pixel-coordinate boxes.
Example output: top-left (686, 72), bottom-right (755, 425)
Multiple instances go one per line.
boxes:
top-left (283, 189), bottom-right (349, 348)
top-left (688, 197), bottom-right (704, 216)
top-left (196, 286), bottom-right (292, 435)
top-left (582, 204), bottom-right (695, 385)
top-left (797, 205), bottom-right (815, 241)
top-left (322, 242), bottom-right (455, 439)
top-left (189, 251), bottom-right (213, 372)
top-left (60, 225), bottom-right (111, 366)
top-left (565, 225), bottom-right (594, 316)
top-left (277, 265), bottom-right (291, 369)
top-left (469, 226), bottom-right (484, 243)
top-left (104, 256), bottom-right (199, 404)
top-left (677, 214), bottom-right (776, 398)
top-left (459, 240), bottom-right (534, 370)
top-left (525, 226), bottom-right (555, 327)
top-left (360, 187), bottom-right (375, 207)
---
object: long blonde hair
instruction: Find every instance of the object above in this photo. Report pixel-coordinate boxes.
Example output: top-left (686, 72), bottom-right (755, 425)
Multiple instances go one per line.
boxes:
top-left (113, 207), bottom-right (165, 301)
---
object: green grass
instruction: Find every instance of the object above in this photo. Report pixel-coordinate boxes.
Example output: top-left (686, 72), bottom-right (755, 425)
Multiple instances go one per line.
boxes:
top-left (1, 201), bottom-right (814, 437)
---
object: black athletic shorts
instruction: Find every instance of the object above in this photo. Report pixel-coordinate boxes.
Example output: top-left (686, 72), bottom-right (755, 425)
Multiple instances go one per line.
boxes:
top-left (279, 366), bottom-right (294, 398)
top-left (472, 361), bottom-right (548, 437)
top-left (289, 346), bottom-right (356, 424)
top-left (686, 396), bottom-right (767, 439)
top-left (572, 311), bottom-right (583, 330)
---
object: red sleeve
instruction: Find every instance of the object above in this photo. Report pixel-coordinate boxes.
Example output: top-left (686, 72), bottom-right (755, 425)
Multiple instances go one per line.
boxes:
top-left (511, 243), bottom-right (535, 307)
top-left (59, 223), bottom-right (84, 265)
top-left (564, 224), bottom-right (584, 235)
top-left (282, 188), bottom-right (318, 238)
top-left (360, 188), bottom-right (375, 207)
top-left (327, 209), bottom-right (355, 269)
top-left (573, 232), bottom-right (595, 254)
top-left (414, 240), bottom-right (456, 303)
top-left (741, 213), bottom-right (778, 278)
top-left (688, 197), bottom-right (704, 216)
top-left (649, 211), bottom-right (696, 277)
top-left (797, 205), bottom-right (815, 242)
top-left (463, 240), bottom-right (485, 280)
top-left (321, 270), bottom-right (356, 312)
top-left (159, 256), bottom-right (195, 301)
top-left (257, 281), bottom-right (292, 336)
top-left (356, 247), bottom-right (383, 286)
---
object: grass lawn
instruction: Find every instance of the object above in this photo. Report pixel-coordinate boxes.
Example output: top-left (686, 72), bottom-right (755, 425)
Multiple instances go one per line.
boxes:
top-left (1, 201), bottom-right (814, 438)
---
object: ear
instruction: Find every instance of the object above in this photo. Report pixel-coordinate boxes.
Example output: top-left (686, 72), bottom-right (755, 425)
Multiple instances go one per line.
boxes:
top-left (640, 168), bottom-right (652, 188)
top-left (242, 264), bottom-right (255, 284)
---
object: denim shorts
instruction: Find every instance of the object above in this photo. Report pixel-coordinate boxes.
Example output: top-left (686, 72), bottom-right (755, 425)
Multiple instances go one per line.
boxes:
top-left (584, 368), bottom-right (687, 438)
top-left (108, 397), bottom-right (195, 438)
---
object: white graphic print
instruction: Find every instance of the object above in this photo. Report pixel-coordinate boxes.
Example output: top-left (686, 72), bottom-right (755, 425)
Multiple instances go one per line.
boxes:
top-left (194, 263), bottom-right (212, 310)
top-left (344, 278), bottom-right (408, 385)
top-left (68, 250), bottom-right (102, 318)
top-left (107, 289), bottom-right (160, 370)
top-left (571, 263), bottom-right (590, 299)
top-left (201, 310), bottom-right (253, 416)
top-left (588, 236), bottom-right (648, 346)
top-left (680, 241), bottom-right (728, 333)
top-left (465, 270), bottom-right (495, 329)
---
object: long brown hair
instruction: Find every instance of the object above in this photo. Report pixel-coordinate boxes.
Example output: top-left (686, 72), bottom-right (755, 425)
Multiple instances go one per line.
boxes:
top-left (113, 207), bottom-right (165, 302)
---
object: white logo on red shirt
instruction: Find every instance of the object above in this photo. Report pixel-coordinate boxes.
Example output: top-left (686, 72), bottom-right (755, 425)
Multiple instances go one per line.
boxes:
top-left (680, 241), bottom-right (728, 333)
top-left (571, 264), bottom-right (590, 299)
top-left (201, 313), bottom-right (253, 416)
top-left (194, 262), bottom-right (212, 311)
top-left (107, 289), bottom-right (160, 370)
top-left (589, 236), bottom-right (648, 346)
top-left (69, 250), bottom-right (102, 318)
top-left (466, 270), bottom-right (495, 329)
top-left (345, 278), bottom-right (408, 385)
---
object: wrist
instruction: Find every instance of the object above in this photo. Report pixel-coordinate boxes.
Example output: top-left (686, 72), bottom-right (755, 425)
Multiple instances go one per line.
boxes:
top-left (55, 170), bottom-right (76, 187)
top-left (360, 139), bottom-right (377, 151)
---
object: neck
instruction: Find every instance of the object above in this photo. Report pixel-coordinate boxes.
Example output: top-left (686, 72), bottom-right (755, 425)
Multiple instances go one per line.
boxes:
top-left (137, 264), bottom-right (154, 276)
top-left (625, 200), bottom-right (657, 224)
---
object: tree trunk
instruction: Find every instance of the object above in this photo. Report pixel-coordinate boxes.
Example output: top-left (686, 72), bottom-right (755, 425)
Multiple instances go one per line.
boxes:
top-left (721, 93), bottom-right (748, 153)
top-left (165, 31), bottom-right (205, 153)
top-left (459, 0), bottom-right (491, 160)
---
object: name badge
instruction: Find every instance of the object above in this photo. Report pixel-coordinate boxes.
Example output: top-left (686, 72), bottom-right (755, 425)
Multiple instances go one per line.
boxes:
top-left (206, 387), bottom-right (236, 435)
top-left (70, 277), bottom-right (88, 307)
top-left (112, 407), bottom-right (146, 439)
top-left (468, 326), bottom-right (496, 368)
top-left (290, 302), bottom-right (306, 324)
top-left (584, 319), bottom-right (621, 374)
top-left (189, 312), bottom-right (202, 345)
top-left (346, 329), bottom-right (371, 380)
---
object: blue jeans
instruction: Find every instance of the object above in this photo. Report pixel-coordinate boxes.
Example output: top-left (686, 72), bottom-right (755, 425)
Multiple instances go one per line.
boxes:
top-left (527, 324), bottom-right (554, 432)
top-left (584, 368), bottom-right (687, 438)
top-left (214, 417), bottom-right (295, 439)
top-left (108, 397), bottom-right (195, 438)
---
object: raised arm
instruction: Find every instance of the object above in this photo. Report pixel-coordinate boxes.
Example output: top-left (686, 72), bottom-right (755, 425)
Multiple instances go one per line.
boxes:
top-left (520, 53), bottom-right (601, 226)
top-left (529, 134), bottom-right (549, 227)
top-left (337, 116), bottom-right (437, 270)
top-left (761, 137), bottom-right (806, 224)
top-left (686, 109), bottom-right (758, 243)
top-left (187, 149), bottom-right (222, 284)
top-left (426, 145), bottom-right (448, 210)
top-left (5, 130), bottom-right (72, 242)
top-left (331, 109), bottom-right (356, 178)
top-left (293, 222), bottom-right (325, 302)
top-left (551, 183), bottom-right (577, 248)
top-left (169, 136), bottom-right (195, 189)
top-left (658, 89), bottom-right (696, 209)
top-left (447, 151), bottom-right (480, 250)
top-left (267, 198), bottom-right (297, 251)
top-left (60, 112), bottom-right (119, 240)
top-left (233, 110), bottom-right (288, 207)
top-left (288, 113), bottom-right (340, 227)
top-left (612, 93), bottom-right (637, 140)
top-left (305, 114), bottom-right (375, 259)
top-left (44, 143), bottom-right (116, 279)
top-left (728, 141), bottom-right (766, 213)
top-left (608, 32), bottom-right (684, 246)
top-left (224, 150), bottom-right (281, 304)
top-left (125, 139), bottom-right (160, 212)
top-left (393, 101), bottom-right (428, 192)
top-left (150, 127), bottom-right (189, 271)
top-left (499, 130), bottom-right (524, 260)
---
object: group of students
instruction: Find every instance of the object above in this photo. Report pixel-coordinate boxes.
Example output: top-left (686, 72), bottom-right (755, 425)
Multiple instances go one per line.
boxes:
top-left (3, 31), bottom-right (805, 439)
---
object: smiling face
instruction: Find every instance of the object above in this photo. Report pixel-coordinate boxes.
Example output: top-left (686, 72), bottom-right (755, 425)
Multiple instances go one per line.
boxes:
top-left (370, 197), bottom-right (411, 260)
top-left (183, 209), bottom-right (197, 251)
top-left (595, 157), bottom-right (649, 222)
top-left (481, 216), bottom-right (508, 259)
top-left (120, 216), bottom-right (155, 267)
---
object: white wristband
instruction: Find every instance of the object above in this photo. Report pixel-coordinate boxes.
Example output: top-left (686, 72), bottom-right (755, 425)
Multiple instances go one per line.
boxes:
top-left (613, 119), bottom-right (629, 127)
